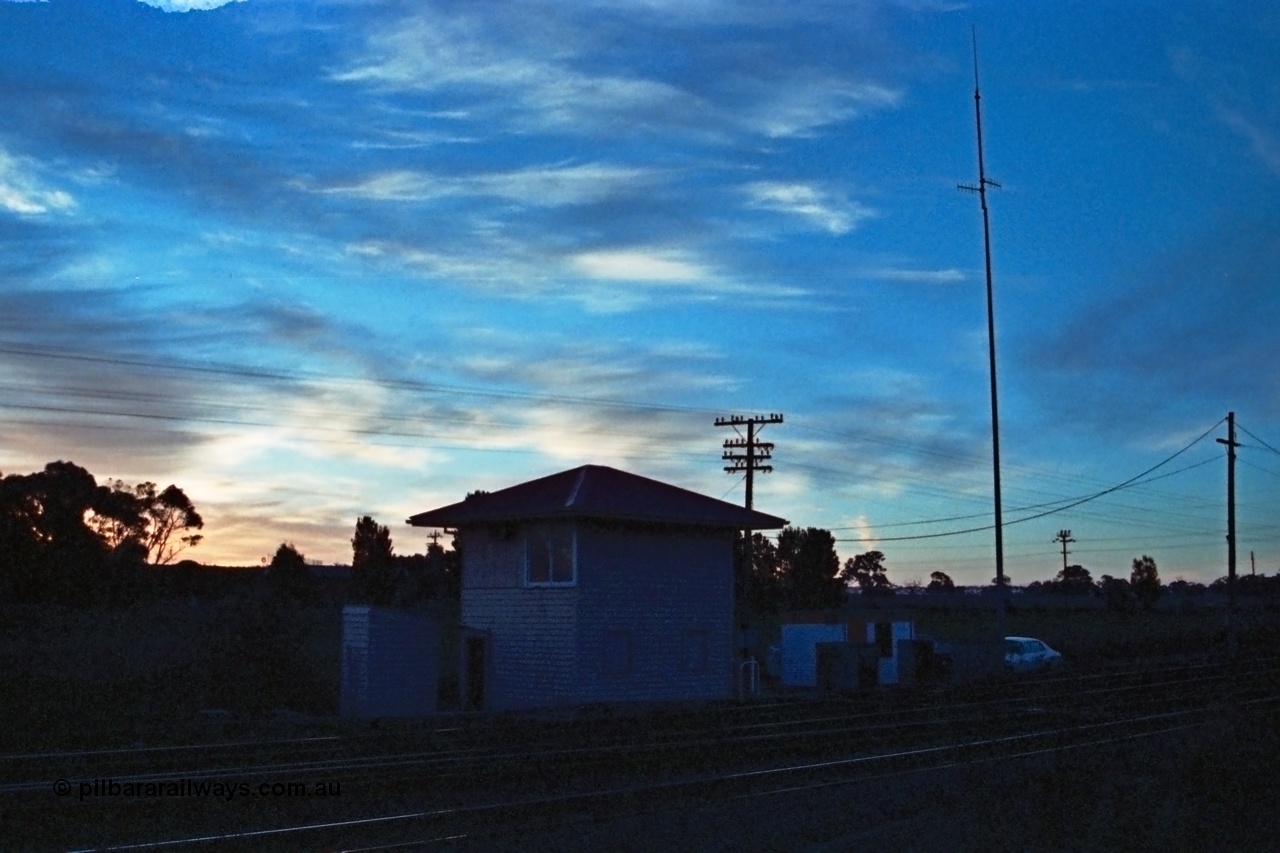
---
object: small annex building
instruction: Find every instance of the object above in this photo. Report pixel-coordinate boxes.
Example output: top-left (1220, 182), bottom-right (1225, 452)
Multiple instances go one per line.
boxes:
top-left (340, 605), bottom-right (438, 718)
top-left (407, 464), bottom-right (787, 711)
top-left (780, 611), bottom-right (917, 689)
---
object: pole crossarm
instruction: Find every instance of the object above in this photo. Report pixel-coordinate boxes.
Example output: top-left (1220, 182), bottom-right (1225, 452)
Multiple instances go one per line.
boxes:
top-left (714, 414), bottom-right (784, 427)
top-left (714, 413), bottom-right (783, 513)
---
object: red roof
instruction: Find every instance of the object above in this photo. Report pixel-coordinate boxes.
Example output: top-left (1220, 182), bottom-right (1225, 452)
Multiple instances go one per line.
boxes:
top-left (406, 464), bottom-right (787, 530)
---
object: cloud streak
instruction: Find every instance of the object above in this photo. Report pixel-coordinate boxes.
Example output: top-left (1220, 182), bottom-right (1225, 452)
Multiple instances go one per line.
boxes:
top-left (0, 149), bottom-right (75, 215)
top-left (744, 182), bottom-right (875, 234)
top-left (136, 0), bottom-right (247, 12)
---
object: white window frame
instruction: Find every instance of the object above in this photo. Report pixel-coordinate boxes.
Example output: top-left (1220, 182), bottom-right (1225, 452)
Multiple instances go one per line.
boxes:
top-left (524, 522), bottom-right (577, 587)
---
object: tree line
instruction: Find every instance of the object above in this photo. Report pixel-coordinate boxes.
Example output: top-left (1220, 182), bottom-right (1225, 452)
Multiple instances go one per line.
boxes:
top-left (735, 526), bottom-right (1273, 620)
top-left (261, 516), bottom-right (459, 607)
top-left (0, 460), bottom-right (463, 609)
top-left (6, 460), bottom-right (1258, 617)
top-left (735, 527), bottom-right (910, 618)
top-left (1022, 558), bottom-right (1163, 612)
top-left (0, 461), bottom-right (203, 605)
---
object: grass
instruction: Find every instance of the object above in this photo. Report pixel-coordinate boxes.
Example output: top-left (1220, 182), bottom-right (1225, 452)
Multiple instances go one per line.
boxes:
top-left (0, 599), bottom-right (344, 750)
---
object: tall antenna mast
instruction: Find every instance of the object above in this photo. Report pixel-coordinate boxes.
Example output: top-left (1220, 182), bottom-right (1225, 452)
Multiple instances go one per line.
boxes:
top-left (958, 28), bottom-right (1006, 629)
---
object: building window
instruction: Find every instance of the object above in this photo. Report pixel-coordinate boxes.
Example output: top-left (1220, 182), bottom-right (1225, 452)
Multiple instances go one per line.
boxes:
top-left (602, 630), bottom-right (632, 675)
top-left (682, 629), bottom-right (708, 673)
top-left (525, 523), bottom-right (576, 586)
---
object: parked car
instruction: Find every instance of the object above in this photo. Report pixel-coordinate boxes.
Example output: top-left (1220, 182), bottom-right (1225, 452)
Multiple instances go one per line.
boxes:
top-left (1005, 636), bottom-right (1062, 673)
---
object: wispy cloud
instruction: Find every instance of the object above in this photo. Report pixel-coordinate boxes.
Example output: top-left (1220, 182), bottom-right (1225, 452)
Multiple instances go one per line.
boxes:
top-left (313, 162), bottom-right (658, 207)
top-left (331, 5), bottom-right (900, 141)
top-left (1029, 216), bottom-right (1280, 432)
top-left (572, 249), bottom-right (706, 282)
top-left (346, 239), bottom-right (806, 310)
top-left (862, 267), bottom-right (966, 284)
top-left (1169, 43), bottom-right (1280, 177)
top-left (0, 149), bottom-right (75, 216)
top-left (1214, 105), bottom-right (1280, 176)
top-left (739, 79), bottom-right (900, 139)
top-left (744, 181), bottom-right (874, 234)
top-left (136, 0), bottom-right (247, 11)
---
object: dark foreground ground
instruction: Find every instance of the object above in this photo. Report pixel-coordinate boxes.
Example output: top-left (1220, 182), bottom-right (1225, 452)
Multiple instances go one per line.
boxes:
top-left (3, 602), bottom-right (1279, 850)
top-left (6, 671), bottom-right (1278, 852)
top-left (310, 707), bottom-right (1279, 853)
top-left (513, 714), bottom-right (1280, 853)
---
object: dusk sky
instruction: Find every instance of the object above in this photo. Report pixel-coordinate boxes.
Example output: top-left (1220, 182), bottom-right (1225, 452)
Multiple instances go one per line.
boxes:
top-left (2, 0), bottom-right (1278, 584)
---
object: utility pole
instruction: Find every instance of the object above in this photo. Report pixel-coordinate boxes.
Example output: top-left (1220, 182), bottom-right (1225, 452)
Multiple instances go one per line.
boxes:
top-left (1053, 529), bottom-right (1075, 573)
top-left (959, 28), bottom-right (1006, 640)
top-left (1217, 411), bottom-right (1239, 654)
top-left (716, 413), bottom-right (783, 563)
top-left (716, 413), bottom-right (783, 511)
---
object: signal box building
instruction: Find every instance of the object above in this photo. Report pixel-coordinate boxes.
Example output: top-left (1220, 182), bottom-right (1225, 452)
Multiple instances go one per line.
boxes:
top-left (407, 464), bottom-right (787, 711)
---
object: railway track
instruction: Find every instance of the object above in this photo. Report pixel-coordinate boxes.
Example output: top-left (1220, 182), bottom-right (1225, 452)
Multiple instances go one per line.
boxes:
top-left (5, 654), bottom-right (1278, 850)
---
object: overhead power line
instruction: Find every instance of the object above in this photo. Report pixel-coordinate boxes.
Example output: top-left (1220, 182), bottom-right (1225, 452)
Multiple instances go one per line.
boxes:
top-left (833, 416), bottom-right (1225, 543)
top-left (821, 455), bottom-right (1220, 532)
top-left (1236, 420), bottom-right (1280, 457)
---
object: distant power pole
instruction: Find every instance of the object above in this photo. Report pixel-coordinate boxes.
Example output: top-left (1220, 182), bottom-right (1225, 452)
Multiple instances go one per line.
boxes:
top-left (1053, 529), bottom-right (1075, 573)
top-left (1217, 411), bottom-right (1240, 654)
top-left (716, 413), bottom-right (783, 561)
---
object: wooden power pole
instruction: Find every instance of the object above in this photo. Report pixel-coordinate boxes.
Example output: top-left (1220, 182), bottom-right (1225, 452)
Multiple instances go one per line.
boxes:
top-left (716, 413), bottom-right (783, 561)
top-left (1054, 529), bottom-right (1075, 573)
top-left (1217, 411), bottom-right (1239, 654)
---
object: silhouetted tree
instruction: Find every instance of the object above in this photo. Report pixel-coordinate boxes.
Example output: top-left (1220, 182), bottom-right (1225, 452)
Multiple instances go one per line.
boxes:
top-left (1167, 578), bottom-right (1206, 596)
top-left (267, 543), bottom-right (314, 602)
top-left (1130, 555), bottom-right (1161, 609)
top-left (441, 539), bottom-right (462, 601)
top-left (424, 539), bottom-right (451, 601)
top-left (103, 538), bottom-right (150, 605)
top-left (1055, 564), bottom-right (1096, 596)
top-left (87, 480), bottom-right (204, 566)
top-left (1099, 574), bottom-right (1137, 613)
top-left (840, 550), bottom-right (893, 600)
top-left (927, 570), bottom-right (956, 593)
top-left (350, 515), bottom-right (397, 606)
top-left (86, 480), bottom-right (146, 549)
top-left (134, 482), bottom-right (204, 565)
top-left (776, 527), bottom-right (843, 611)
top-left (1210, 573), bottom-right (1280, 599)
top-left (0, 461), bottom-right (140, 604)
top-left (735, 531), bottom-right (782, 620)
top-left (394, 552), bottom-right (431, 604)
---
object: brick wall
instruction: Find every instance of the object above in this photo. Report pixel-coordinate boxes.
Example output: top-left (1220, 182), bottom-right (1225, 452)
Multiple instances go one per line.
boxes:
top-left (458, 521), bottom-right (736, 709)
top-left (574, 523), bottom-right (735, 704)
top-left (460, 524), bottom-right (580, 710)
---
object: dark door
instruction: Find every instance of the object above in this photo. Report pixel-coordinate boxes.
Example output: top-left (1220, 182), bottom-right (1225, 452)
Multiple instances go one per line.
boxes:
top-left (465, 636), bottom-right (486, 710)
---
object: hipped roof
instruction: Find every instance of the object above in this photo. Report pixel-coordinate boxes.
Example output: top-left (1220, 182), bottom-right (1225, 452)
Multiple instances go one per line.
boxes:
top-left (406, 464), bottom-right (787, 530)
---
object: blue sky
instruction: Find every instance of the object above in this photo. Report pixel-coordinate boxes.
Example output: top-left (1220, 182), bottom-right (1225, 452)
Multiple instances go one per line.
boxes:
top-left (2, 0), bottom-right (1278, 584)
